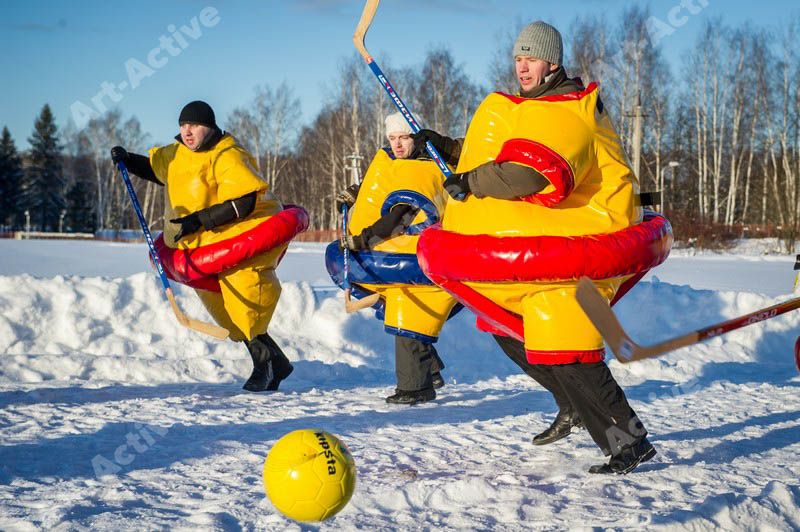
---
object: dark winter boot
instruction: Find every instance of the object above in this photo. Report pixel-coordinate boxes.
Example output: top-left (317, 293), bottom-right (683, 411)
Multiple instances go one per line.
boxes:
top-left (431, 346), bottom-right (445, 389)
top-left (242, 333), bottom-right (293, 392)
top-left (259, 333), bottom-right (294, 391)
top-left (385, 387), bottom-right (436, 406)
top-left (532, 408), bottom-right (584, 445)
top-left (588, 437), bottom-right (656, 475)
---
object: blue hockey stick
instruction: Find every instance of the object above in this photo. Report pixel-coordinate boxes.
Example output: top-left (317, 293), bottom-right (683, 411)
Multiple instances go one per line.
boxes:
top-left (116, 159), bottom-right (228, 339)
top-left (353, 0), bottom-right (466, 200)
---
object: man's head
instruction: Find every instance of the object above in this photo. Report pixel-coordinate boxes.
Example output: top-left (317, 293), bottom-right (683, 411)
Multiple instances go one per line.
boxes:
top-left (513, 21), bottom-right (562, 92)
top-left (385, 112), bottom-right (415, 159)
top-left (178, 100), bottom-right (218, 151)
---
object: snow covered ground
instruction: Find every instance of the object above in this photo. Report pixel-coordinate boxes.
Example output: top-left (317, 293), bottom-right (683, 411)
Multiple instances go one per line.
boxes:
top-left (0, 239), bottom-right (798, 530)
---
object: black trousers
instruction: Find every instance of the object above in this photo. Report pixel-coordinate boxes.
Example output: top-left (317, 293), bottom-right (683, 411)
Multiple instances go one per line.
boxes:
top-left (394, 336), bottom-right (444, 392)
top-left (493, 335), bottom-right (646, 456)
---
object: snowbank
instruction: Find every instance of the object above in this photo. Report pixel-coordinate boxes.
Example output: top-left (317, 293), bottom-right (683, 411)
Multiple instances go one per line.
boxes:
top-left (1, 240), bottom-right (799, 529)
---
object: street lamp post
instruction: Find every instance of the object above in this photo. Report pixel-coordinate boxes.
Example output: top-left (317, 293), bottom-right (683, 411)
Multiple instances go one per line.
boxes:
top-left (24, 210), bottom-right (30, 239)
top-left (59, 209), bottom-right (67, 233)
top-left (661, 161), bottom-right (680, 213)
top-left (344, 153), bottom-right (364, 186)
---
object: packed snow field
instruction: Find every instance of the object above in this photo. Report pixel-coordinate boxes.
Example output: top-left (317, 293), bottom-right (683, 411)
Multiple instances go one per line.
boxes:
top-left (0, 240), bottom-right (798, 530)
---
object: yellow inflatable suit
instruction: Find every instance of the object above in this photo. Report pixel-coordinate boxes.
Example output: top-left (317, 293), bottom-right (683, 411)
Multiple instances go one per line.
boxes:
top-left (419, 85), bottom-right (672, 363)
top-left (331, 148), bottom-right (457, 341)
top-left (149, 134), bottom-right (286, 342)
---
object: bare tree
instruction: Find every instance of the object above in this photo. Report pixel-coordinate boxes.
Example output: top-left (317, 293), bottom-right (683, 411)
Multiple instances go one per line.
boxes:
top-left (488, 19), bottom-right (525, 93)
top-left (567, 15), bottom-right (610, 85)
top-left (772, 19), bottom-right (800, 249)
top-left (412, 48), bottom-right (481, 137)
top-left (226, 108), bottom-right (261, 168)
top-left (253, 82), bottom-right (302, 191)
top-left (69, 110), bottom-right (149, 230)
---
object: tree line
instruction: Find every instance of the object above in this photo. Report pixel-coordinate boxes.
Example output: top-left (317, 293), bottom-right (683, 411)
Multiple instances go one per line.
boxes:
top-left (1, 9), bottom-right (798, 249)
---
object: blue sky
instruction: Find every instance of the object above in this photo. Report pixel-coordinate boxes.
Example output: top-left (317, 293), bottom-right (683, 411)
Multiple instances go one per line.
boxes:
top-left (2, 0), bottom-right (798, 149)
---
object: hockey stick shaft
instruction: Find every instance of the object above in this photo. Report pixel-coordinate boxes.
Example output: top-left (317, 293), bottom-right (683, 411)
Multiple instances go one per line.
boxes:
top-left (353, 0), bottom-right (456, 185)
top-left (117, 161), bottom-right (229, 340)
top-left (639, 295), bottom-right (800, 359)
top-left (341, 203), bottom-right (380, 313)
top-left (342, 204), bottom-right (350, 291)
top-left (576, 276), bottom-right (800, 362)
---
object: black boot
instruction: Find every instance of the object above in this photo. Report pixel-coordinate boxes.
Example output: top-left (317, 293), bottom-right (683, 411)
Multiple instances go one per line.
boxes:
top-left (259, 333), bottom-right (294, 391)
top-left (385, 388), bottom-right (436, 406)
top-left (588, 437), bottom-right (656, 475)
top-left (243, 333), bottom-right (293, 392)
top-left (532, 408), bottom-right (583, 445)
top-left (431, 346), bottom-right (445, 389)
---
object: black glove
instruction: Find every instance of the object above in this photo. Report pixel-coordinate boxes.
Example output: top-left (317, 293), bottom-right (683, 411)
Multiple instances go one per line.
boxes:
top-left (336, 183), bottom-right (361, 211)
top-left (443, 172), bottom-right (471, 201)
top-left (111, 146), bottom-right (129, 166)
top-left (170, 212), bottom-right (203, 242)
top-left (411, 129), bottom-right (447, 158)
top-left (339, 233), bottom-right (368, 252)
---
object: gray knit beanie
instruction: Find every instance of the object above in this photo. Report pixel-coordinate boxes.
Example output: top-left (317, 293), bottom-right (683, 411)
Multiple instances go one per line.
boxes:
top-left (513, 21), bottom-right (563, 65)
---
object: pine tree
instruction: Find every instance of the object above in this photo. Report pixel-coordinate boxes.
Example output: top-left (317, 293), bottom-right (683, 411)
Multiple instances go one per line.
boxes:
top-left (24, 104), bottom-right (66, 231)
top-left (65, 177), bottom-right (96, 233)
top-left (0, 127), bottom-right (24, 230)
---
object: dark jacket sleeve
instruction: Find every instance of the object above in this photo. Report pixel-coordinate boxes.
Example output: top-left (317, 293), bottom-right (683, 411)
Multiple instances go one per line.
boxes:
top-left (438, 136), bottom-right (464, 167)
top-left (126, 153), bottom-right (162, 185)
top-left (358, 204), bottom-right (419, 249)
top-left (467, 161), bottom-right (549, 200)
top-left (196, 191), bottom-right (258, 231)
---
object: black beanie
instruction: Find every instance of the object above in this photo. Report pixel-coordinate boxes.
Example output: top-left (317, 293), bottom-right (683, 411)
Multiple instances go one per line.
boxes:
top-left (178, 100), bottom-right (217, 128)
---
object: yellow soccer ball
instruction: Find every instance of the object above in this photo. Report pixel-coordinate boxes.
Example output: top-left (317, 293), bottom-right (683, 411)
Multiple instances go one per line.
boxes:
top-left (263, 429), bottom-right (357, 522)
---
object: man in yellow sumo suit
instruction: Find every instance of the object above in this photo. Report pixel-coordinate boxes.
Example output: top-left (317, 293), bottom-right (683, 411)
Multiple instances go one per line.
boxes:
top-left (111, 101), bottom-right (294, 392)
top-left (414, 22), bottom-right (669, 474)
top-left (333, 112), bottom-right (457, 405)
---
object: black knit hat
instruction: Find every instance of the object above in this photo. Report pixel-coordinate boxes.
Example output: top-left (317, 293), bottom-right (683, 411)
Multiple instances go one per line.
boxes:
top-left (178, 100), bottom-right (217, 128)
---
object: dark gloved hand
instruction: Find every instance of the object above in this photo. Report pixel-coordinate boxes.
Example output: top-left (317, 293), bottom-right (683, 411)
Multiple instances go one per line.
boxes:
top-left (411, 129), bottom-right (447, 158)
top-left (443, 172), bottom-right (471, 201)
top-left (339, 233), bottom-right (368, 252)
top-left (336, 183), bottom-right (361, 211)
top-left (170, 212), bottom-right (203, 242)
top-left (111, 146), bottom-right (129, 165)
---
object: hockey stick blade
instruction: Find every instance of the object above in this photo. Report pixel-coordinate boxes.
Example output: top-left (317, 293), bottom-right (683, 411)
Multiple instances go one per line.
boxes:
top-left (577, 276), bottom-right (800, 363)
top-left (353, 0), bottom-right (380, 61)
top-left (345, 288), bottom-right (381, 314)
top-left (166, 288), bottom-right (229, 340)
top-left (575, 277), bottom-right (646, 362)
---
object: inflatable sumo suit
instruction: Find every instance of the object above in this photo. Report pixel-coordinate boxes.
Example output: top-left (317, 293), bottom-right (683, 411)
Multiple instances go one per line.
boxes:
top-left (418, 84), bottom-right (673, 362)
top-left (326, 148), bottom-right (458, 342)
top-left (148, 133), bottom-right (308, 342)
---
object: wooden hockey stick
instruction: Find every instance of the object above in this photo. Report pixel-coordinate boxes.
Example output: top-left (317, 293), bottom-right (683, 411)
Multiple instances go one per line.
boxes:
top-left (117, 160), bottom-right (229, 340)
top-left (353, 0), bottom-right (464, 198)
top-left (343, 0), bottom-right (427, 314)
top-left (575, 276), bottom-right (800, 364)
